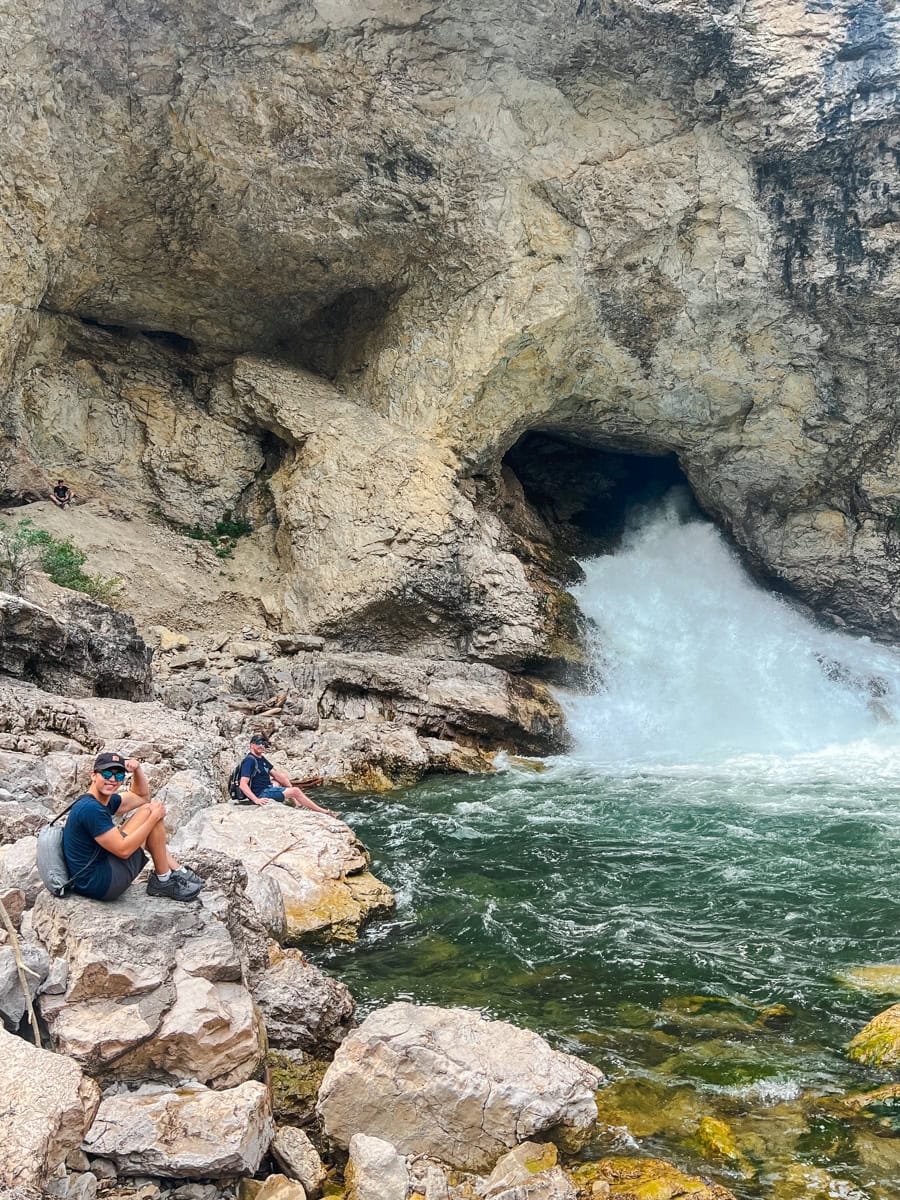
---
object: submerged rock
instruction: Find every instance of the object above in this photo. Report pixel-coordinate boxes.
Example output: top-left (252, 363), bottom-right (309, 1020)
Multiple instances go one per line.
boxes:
top-left (568, 1158), bottom-right (735, 1200)
top-left (0, 1025), bottom-right (99, 1193)
top-left (836, 965), bottom-right (900, 996)
top-left (317, 1001), bottom-right (603, 1172)
top-left (82, 1081), bottom-right (273, 1177)
top-left (847, 1004), bottom-right (900, 1069)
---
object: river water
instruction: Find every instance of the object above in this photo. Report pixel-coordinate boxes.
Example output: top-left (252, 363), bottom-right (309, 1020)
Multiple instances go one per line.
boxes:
top-left (318, 495), bottom-right (900, 1200)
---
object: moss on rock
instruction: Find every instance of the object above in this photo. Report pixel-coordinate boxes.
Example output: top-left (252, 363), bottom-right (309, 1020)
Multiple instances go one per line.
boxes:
top-left (847, 1004), bottom-right (900, 1069)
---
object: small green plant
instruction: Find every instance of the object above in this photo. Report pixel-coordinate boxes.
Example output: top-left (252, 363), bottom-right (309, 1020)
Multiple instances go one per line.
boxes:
top-left (0, 519), bottom-right (121, 604)
top-left (0, 520), bottom-right (40, 594)
top-left (179, 509), bottom-right (252, 559)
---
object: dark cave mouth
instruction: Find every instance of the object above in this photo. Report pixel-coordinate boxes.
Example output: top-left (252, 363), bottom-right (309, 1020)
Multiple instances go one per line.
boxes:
top-left (500, 431), bottom-right (697, 564)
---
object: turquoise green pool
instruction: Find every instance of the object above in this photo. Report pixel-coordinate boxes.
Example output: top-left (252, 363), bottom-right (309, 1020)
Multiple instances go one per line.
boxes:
top-left (318, 768), bottom-right (900, 1199)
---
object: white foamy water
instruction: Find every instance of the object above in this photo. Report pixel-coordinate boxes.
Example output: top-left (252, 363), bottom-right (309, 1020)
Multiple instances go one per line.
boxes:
top-left (562, 492), bottom-right (900, 779)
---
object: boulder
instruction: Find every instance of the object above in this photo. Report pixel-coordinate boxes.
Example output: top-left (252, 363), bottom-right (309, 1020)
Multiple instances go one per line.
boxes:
top-left (480, 1144), bottom-right (575, 1200)
top-left (31, 887), bottom-right (264, 1088)
top-left (239, 1178), bottom-right (306, 1200)
top-left (157, 629), bottom-right (192, 652)
top-left (172, 806), bottom-right (394, 944)
top-left (0, 835), bottom-right (42, 906)
top-left (0, 592), bottom-right (151, 701)
top-left (346, 1135), bottom-right (409, 1200)
top-left (154, 770), bottom-right (220, 832)
top-left (253, 947), bottom-right (354, 1051)
top-left (848, 1004), bottom-right (900, 1068)
top-left (82, 1082), bottom-right (273, 1178)
top-left (0, 939), bottom-right (49, 1028)
top-left (0, 1025), bottom-right (99, 1193)
top-left (46, 1173), bottom-right (99, 1200)
top-left (317, 1002), bottom-right (603, 1172)
top-left (170, 649), bottom-right (208, 671)
top-left (271, 1127), bottom-right (327, 1198)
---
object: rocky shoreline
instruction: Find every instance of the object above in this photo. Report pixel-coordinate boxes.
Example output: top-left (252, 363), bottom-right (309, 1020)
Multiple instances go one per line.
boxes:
top-left (3, 588), bottom-right (900, 1200)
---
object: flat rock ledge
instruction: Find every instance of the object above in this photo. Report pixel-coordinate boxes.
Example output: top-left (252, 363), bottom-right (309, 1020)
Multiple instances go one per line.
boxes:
top-left (317, 1002), bottom-right (604, 1172)
top-left (0, 1026), bottom-right (99, 1194)
top-left (82, 1081), bottom-right (273, 1177)
top-left (173, 806), bottom-right (395, 944)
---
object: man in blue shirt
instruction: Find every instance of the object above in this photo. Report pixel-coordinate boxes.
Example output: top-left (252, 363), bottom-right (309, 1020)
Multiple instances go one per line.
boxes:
top-left (238, 734), bottom-right (335, 814)
top-left (63, 751), bottom-right (203, 901)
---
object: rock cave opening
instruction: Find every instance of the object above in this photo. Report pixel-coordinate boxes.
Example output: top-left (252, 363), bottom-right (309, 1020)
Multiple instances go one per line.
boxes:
top-left (499, 431), bottom-right (696, 569)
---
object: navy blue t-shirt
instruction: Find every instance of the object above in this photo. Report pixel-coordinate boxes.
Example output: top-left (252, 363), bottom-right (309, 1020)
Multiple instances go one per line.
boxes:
top-left (239, 753), bottom-right (273, 795)
top-left (62, 793), bottom-right (122, 899)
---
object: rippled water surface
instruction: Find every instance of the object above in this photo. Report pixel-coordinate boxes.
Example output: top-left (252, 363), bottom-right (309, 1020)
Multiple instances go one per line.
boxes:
top-left (317, 501), bottom-right (900, 1198)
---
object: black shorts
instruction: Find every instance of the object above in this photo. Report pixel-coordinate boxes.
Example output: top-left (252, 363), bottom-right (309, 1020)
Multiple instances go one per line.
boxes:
top-left (103, 848), bottom-right (148, 900)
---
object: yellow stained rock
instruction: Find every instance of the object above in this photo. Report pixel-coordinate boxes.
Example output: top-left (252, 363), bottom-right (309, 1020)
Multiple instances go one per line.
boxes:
top-left (847, 1003), bottom-right (900, 1068)
top-left (836, 965), bottom-right (900, 996)
top-left (568, 1157), bottom-right (736, 1200)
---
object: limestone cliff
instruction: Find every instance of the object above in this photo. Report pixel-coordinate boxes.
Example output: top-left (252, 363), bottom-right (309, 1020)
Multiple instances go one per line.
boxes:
top-left (2, 0), bottom-right (899, 722)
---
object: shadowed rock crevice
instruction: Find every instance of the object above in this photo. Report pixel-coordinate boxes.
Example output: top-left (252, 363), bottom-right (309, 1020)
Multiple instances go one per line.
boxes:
top-left (499, 432), bottom-right (693, 569)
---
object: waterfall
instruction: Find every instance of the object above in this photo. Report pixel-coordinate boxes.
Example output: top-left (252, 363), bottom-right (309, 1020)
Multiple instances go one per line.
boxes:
top-left (562, 490), bottom-right (900, 775)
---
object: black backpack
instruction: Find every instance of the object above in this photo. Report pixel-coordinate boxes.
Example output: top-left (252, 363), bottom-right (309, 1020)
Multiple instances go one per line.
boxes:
top-left (228, 757), bottom-right (259, 803)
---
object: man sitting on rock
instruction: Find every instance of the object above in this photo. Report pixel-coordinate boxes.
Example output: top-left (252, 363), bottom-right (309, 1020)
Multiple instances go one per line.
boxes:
top-left (50, 478), bottom-right (74, 508)
top-left (63, 751), bottom-right (203, 902)
top-left (239, 733), bottom-right (334, 814)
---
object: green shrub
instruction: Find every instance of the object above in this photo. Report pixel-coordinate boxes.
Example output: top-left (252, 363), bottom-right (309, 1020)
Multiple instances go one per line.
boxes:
top-left (179, 509), bottom-right (252, 558)
top-left (0, 519), bottom-right (121, 604)
top-left (0, 520), bottom-right (41, 594)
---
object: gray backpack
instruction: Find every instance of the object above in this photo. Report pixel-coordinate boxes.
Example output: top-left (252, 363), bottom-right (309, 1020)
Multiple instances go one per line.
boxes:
top-left (36, 799), bottom-right (100, 898)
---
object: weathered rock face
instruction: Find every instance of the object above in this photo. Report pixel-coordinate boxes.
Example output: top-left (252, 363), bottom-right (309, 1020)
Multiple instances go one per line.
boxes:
top-left (2, 0), bottom-right (899, 683)
top-left (31, 887), bottom-right (265, 1088)
top-left (0, 1026), bottom-right (100, 1194)
top-left (317, 1002), bottom-right (604, 1172)
top-left (345, 1135), bottom-right (409, 1200)
top-left (0, 592), bottom-right (151, 701)
top-left (271, 1127), bottom-right (327, 1198)
top-left (82, 1081), bottom-right (273, 1178)
top-left (254, 946), bottom-right (355, 1051)
top-left (172, 806), bottom-right (394, 944)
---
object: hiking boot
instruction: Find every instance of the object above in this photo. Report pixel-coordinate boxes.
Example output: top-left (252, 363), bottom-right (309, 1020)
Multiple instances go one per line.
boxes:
top-left (173, 865), bottom-right (203, 889)
top-left (147, 872), bottom-right (201, 902)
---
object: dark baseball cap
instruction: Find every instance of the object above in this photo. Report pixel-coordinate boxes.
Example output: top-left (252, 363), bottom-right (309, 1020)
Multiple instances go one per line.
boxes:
top-left (249, 733), bottom-right (269, 747)
top-left (93, 751), bottom-right (127, 772)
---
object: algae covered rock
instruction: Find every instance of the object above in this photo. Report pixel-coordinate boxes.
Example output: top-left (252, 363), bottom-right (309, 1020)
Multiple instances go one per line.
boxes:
top-left (567, 1158), bottom-right (735, 1200)
top-left (268, 1051), bottom-right (331, 1126)
top-left (317, 1002), bottom-right (603, 1172)
top-left (693, 1117), bottom-right (754, 1178)
top-left (480, 1142), bottom-right (575, 1200)
top-left (847, 1004), bottom-right (900, 1069)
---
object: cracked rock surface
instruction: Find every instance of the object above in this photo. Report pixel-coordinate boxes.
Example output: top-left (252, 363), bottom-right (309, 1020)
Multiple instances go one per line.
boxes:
top-left (317, 1001), bottom-right (604, 1172)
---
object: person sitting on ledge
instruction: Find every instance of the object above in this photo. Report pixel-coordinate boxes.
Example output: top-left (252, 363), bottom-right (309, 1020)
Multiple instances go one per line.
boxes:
top-left (238, 733), bottom-right (335, 815)
top-left (50, 479), bottom-right (74, 508)
top-left (63, 751), bottom-right (203, 902)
